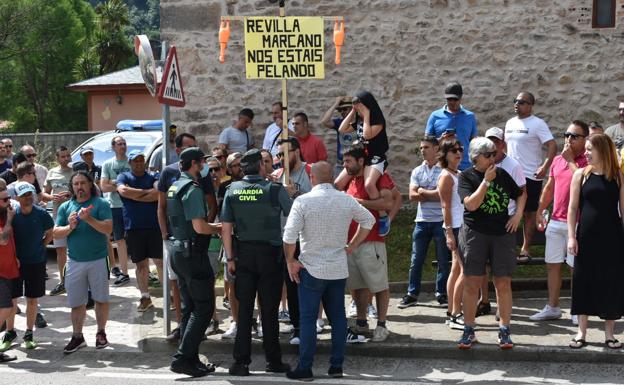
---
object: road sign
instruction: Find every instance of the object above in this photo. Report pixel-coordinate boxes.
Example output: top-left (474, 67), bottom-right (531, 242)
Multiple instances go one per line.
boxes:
top-left (134, 35), bottom-right (158, 97)
top-left (158, 46), bottom-right (186, 107)
top-left (244, 16), bottom-right (324, 79)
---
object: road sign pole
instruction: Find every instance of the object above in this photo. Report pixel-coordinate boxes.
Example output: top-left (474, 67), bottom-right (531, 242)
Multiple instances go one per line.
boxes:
top-left (161, 41), bottom-right (171, 337)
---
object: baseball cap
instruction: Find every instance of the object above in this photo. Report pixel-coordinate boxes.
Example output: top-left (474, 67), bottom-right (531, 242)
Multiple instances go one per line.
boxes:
top-left (179, 147), bottom-right (205, 163)
top-left (80, 146), bottom-right (94, 155)
top-left (485, 127), bottom-right (504, 141)
top-left (240, 149), bottom-right (262, 166)
top-left (128, 149), bottom-right (145, 161)
top-left (444, 82), bottom-right (463, 99)
top-left (14, 182), bottom-right (36, 197)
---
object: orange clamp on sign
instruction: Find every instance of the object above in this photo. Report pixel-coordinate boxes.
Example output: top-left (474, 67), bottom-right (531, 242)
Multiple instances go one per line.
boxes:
top-left (333, 20), bottom-right (345, 65)
top-left (219, 20), bottom-right (231, 63)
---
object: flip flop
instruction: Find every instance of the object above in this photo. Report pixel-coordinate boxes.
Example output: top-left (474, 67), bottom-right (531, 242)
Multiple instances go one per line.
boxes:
top-left (569, 338), bottom-right (587, 349)
top-left (517, 253), bottom-right (532, 263)
top-left (605, 339), bottom-right (622, 349)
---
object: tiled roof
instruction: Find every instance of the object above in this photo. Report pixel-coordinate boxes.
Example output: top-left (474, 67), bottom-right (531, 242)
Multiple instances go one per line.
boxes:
top-left (67, 66), bottom-right (163, 89)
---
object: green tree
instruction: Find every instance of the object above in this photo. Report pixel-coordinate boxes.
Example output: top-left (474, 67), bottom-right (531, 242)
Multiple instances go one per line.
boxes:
top-left (93, 0), bottom-right (134, 75)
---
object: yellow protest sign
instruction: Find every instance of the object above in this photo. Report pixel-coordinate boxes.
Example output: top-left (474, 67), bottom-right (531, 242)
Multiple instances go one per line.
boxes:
top-left (244, 17), bottom-right (324, 79)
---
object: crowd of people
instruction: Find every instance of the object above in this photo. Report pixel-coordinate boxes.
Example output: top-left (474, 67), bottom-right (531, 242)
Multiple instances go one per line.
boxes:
top-left (0, 83), bottom-right (622, 380)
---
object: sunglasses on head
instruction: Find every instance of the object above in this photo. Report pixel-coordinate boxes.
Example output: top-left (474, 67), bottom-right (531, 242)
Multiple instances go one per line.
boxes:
top-left (564, 132), bottom-right (585, 140)
top-left (450, 147), bottom-right (464, 154)
top-left (513, 99), bottom-right (531, 106)
top-left (482, 151), bottom-right (497, 159)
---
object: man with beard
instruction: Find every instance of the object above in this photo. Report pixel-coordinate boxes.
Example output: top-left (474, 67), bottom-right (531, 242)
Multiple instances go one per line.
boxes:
top-left (0, 187), bottom-right (19, 362)
top-left (54, 172), bottom-right (113, 354)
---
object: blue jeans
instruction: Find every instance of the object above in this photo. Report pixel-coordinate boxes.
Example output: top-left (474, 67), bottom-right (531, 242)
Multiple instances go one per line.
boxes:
top-left (297, 269), bottom-right (347, 371)
top-left (408, 221), bottom-right (450, 296)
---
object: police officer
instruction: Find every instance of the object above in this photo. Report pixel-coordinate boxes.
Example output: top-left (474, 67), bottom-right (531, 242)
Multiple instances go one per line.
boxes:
top-left (221, 149), bottom-right (292, 376)
top-left (166, 147), bottom-right (221, 378)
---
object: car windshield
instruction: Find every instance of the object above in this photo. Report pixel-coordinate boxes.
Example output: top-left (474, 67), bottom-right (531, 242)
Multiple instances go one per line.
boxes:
top-left (71, 132), bottom-right (161, 166)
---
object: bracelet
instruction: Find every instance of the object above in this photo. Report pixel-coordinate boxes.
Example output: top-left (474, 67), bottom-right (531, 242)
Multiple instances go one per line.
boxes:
top-left (482, 180), bottom-right (491, 187)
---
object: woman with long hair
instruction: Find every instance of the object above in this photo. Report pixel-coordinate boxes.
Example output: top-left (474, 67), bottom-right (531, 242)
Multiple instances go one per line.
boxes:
top-left (437, 139), bottom-right (465, 330)
top-left (567, 134), bottom-right (624, 349)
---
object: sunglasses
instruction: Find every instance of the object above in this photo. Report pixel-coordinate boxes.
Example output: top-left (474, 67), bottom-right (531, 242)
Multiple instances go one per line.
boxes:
top-left (0, 197), bottom-right (9, 202)
top-left (564, 132), bottom-right (585, 139)
top-left (450, 147), bottom-right (464, 154)
top-left (4, 145), bottom-right (11, 148)
top-left (25, 153), bottom-right (37, 158)
top-left (513, 99), bottom-right (531, 106)
top-left (209, 167), bottom-right (220, 173)
top-left (482, 151), bottom-right (497, 159)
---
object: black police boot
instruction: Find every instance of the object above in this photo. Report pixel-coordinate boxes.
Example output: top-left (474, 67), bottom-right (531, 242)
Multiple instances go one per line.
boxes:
top-left (229, 362), bottom-right (250, 376)
top-left (266, 361), bottom-right (291, 373)
top-left (170, 358), bottom-right (210, 377)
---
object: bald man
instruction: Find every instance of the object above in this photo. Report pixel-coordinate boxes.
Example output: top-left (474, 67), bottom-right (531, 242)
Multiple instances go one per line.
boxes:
top-left (282, 161), bottom-right (375, 381)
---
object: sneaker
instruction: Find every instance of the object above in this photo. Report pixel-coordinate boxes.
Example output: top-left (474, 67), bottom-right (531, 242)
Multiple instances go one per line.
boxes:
top-left (222, 322), bottom-right (237, 340)
top-left (347, 300), bottom-right (357, 317)
top-left (229, 362), bottom-right (250, 376)
top-left (367, 304), bottom-right (378, 319)
top-left (207, 319), bottom-right (220, 335)
top-left (256, 324), bottom-right (263, 338)
top-left (137, 297), bottom-right (154, 312)
top-left (371, 325), bottom-right (389, 342)
top-left (328, 366), bottom-right (343, 378)
top-left (63, 335), bottom-right (86, 354)
top-left (435, 293), bottom-right (448, 306)
top-left (266, 361), bottom-right (290, 373)
top-left (111, 266), bottom-right (122, 277)
top-left (316, 319), bottom-right (325, 333)
top-left (114, 274), bottom-right (130, 286)
top-left (148, 271), bottom-right (159, 283)
top-left (0, 353), bottom-right (16, 362)
top-left (223, 297), bottom-right (230, 310)
top-left (23, 332), bottom-right (37, 349)
top-left (346, 328), bottom-right (366, 344)
top-left (95, 330), bottom-right (108, 349)
top-left (167, 328), bottom-right (180, 343)
top-left (35, 313), bottom-right (47, 329)
top-left (529, 305), bottom-right (562, 321)
top-left (398, 294), bottom-right (418, 309)
top-left (280, 324), bottom-right (294, 334)
top-left (49, 282), bottom-right (65, 296)
top-left (289, 331), bottom-right (300, 345)
top-left (457, 325), bottom-right (477, 349)
top-left (378, 214), bottom-right (391, 236)
top-left (287, 368), bottom-right (314, 381)
top-left (449, 314), bottom-right (465, 330)
top-left (476, 301), bottom-right (492, 317)
top-left (171, 358), bottom-right (211, 378)
top-left (278, 309), bottom-right (290, 323)
top-left (498, 326), bottom-right (514, 349)
top-left (571, 314), bottom-right (579, 326)
top-left (0, 330), bottom-right (16, 352)
top-left (354, 322), bottom-right (369, 334)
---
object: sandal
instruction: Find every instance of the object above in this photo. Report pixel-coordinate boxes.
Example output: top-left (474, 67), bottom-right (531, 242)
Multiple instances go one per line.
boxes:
top-left (605, 339), bottom-right (622, 349)
top-left (517, 253), bottom-right (532, 263)
top-left (569, 338), bottom-right (587, 349)
top-left (476, 301), bottom-right (492, 317)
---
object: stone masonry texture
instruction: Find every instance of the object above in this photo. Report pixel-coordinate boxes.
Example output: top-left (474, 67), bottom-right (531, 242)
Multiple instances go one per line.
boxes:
top-left (161, 0), bottom-right (624, 185)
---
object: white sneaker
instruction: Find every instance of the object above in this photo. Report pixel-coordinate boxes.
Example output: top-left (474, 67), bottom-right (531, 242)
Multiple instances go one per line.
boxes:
top-left (367, 304), bottom-right (378, 319)
top-left (280, 324), bottom-right (294, 334)
top-left (529, 305), bottom-right (562, 321)
top-left (371, 325), bottom-right (389, 342)
top-left (256, 324), bottom-right (263, 338)
top-left (347, 300), bottom-right (357, 317)
top-left (222, 322), bottom-right (237, 340)
top-left (571, 314), bottom-right (579, 326)
top-left (316, 319), bottom-right (325, 333)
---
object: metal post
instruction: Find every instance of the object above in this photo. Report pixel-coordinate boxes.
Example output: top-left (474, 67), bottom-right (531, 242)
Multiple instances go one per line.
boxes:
top-left (161, 41), bottom-right (171, 336)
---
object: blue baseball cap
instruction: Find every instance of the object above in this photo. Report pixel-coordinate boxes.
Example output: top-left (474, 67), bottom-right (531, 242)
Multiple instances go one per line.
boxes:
top-left (14, 182), bottom-right (36, 197)
top-left (128, 149), bottom-right (145, 161)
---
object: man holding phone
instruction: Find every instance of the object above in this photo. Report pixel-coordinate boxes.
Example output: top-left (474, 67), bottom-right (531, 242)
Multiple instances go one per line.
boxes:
top-left (425, 82), bottom-right (478, 170)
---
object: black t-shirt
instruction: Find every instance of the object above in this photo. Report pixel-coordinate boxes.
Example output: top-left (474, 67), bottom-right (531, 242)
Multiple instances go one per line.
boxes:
top-left (0, 170), bottom-right (17, 185)
top-left (157, 163), bottom-right (215, 196)
top-left (72, 161), bottom-right (102, 182)
top-left (217, 179), bottom-right (232, 213)
top-left (458, 166), bottom-right (522, 235)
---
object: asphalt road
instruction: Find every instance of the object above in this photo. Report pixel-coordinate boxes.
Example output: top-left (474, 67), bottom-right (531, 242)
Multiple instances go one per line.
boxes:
top-left (0, 350), bottom-right (621, 384)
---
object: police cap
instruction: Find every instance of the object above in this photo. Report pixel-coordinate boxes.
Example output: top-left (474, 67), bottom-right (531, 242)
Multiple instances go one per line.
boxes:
top-left (179, 147), bottom-right (205, 163)
top-left (240, 148), bottom-right (262, 166)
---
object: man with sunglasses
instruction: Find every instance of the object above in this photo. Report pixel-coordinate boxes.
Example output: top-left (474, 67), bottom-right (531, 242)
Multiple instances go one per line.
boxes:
top-left (425, 82), bottom-right (478, 171)
top-left (530, 121), bottom-right (588, 325)
top-left (1, 139), bottom-right (14, 158)
top-left (321, 97), bottom-right (356, 177)
top-left (504, 92), bottom-right (557, 262)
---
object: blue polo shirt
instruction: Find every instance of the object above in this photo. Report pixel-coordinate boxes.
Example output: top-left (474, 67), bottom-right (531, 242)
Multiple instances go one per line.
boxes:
top-left (117, 171), bottom-right (159, 230)
top-left (425, 105), bottom-right (478, 170)
top-left (13, 205), bottom-right (54, 264)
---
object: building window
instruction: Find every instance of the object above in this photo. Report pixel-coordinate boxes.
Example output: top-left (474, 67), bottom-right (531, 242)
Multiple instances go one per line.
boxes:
top-left (593, 0), bottom-right (616, 28)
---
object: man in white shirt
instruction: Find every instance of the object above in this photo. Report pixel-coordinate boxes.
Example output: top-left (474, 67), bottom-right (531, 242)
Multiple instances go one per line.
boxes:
top-left (283, 161), bottom-right (374, 381)
top-left (262, 102), bottom-right (294, 158)
top-left (218, 108), bottom-right (255, 154)
top-left (504, 92), bottom-right (556, 262)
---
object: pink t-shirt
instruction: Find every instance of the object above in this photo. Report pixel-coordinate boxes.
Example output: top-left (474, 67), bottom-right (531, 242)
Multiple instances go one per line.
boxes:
top-left (550, 153), bottom-right (588, 221)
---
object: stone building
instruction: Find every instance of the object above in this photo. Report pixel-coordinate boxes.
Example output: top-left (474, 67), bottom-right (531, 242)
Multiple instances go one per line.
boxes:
top-left (161, 0), bottom-right (624, 185)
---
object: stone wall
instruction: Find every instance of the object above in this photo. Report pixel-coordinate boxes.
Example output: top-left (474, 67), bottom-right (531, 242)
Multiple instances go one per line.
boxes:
top-left (161, 0), bottom-right (624, 186)
top-left (5, 132), bottom-right (96, 167)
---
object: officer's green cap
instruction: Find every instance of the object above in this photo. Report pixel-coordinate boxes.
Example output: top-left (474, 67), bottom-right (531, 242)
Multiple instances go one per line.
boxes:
top-left (240, 148), bottom-right (262, 166)
top-left (179, 147), bottom-right (205, 162)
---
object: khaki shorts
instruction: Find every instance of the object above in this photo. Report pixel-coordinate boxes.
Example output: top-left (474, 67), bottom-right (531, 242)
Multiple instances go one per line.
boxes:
top-left (347, 241), bottom-right (389, 293)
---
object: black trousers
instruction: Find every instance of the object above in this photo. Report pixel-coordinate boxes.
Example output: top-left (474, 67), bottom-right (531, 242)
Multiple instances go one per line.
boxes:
top-left (171, 247), bottom-right (215, 362)
top-left (234, 241), bottom-right (283, 365)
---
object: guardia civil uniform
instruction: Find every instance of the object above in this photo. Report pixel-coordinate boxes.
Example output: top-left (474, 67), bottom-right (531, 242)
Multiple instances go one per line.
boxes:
top-left (220, 149), bottom-right (292, 374)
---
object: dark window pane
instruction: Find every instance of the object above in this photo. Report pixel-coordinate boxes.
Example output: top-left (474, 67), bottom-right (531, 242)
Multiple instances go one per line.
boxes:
top-left (593, 0), bottom-right (615, 28)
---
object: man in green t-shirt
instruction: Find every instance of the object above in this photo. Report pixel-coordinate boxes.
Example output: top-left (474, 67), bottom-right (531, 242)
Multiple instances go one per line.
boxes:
top-left (54, 171), bottom-right (113, 355)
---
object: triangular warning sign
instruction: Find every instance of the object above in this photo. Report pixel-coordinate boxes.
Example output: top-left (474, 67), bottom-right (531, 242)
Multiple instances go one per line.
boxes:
top-left (158, 46), bottom-right (186, 107)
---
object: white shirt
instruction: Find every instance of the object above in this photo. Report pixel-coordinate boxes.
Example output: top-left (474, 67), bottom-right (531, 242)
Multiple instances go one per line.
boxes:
top-left (283, 183), bottom-right (375, 280)
top-left (498, 154), bottom-right (526, 215)
top-left (504, 115), bottom-right (553, 180)
top-left (262, 122), bottom-right (294, 157)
